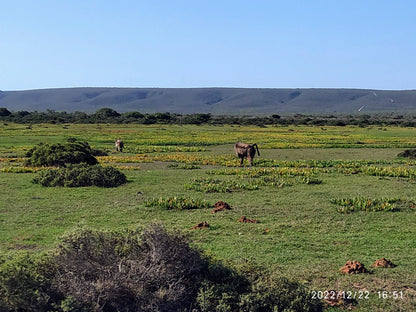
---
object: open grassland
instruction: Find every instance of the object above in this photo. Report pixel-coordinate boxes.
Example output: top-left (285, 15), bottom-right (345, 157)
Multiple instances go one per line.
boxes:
top-left (1, 123), bottom-right (416, 311)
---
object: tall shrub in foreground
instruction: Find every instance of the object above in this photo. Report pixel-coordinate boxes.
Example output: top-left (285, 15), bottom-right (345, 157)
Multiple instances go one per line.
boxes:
top-left (50, 224), bottom-right (209, 311)
top-left (0, 224), bottom-right (323, 312)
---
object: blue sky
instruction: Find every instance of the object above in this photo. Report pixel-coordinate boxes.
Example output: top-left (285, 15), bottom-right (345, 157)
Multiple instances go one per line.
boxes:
top-left (1, 0), bottom-right (415, 91)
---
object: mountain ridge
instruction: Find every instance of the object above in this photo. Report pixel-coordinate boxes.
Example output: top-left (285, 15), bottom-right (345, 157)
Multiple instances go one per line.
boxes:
top-left (1, 87), bottom-right (416, 115)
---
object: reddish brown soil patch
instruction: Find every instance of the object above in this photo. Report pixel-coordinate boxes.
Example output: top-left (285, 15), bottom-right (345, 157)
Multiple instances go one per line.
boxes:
top-left (211, 201), bottom-right (232, 213)
top-left (339, 260), bottom-right (369, 274)
top-left (323, 290), bottom-right (357, 307)
top-left (372, 257), bottom-right (397, 268)
top-left (191, 221), bottom-right (210, 229)
top-left (238, 216), bottom-right (260, 223)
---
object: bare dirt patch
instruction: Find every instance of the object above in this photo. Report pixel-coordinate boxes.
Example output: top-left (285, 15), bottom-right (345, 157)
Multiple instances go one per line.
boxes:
top-left (238, 216), bottom-right (260, 223)
top-left (191, 221), bottom-right (210, 229)
top-left (339, 260), bottom-right (369, 274)
top-left (211, 201), bottom-right (232, 213)
top-left (372, 257), bottom-right (397, 268)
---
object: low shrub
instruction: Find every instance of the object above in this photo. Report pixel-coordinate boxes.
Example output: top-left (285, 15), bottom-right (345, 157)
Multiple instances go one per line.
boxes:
top-left (0, 252), bottom-right (57, 312)
top-left (168, 163), bottom-right (201, 169)
top-left (185, 177), bottom-right (259, 193)
top-left (197, 266), bottom-right (322, 312)
top-left (331, 197), bottom-right (404, 213)
top-left (25, 138), bottom-right (101, 167)
top-left (363, 165), bottom-right (416, 179)
top-left (0, 225), bottom-right (323, 312)
top-left (197, 263), bottom-right (250, 312)
top-left (145, 196), bottom-right (212, 210)
top-left (238, 274), bottom-right (322, 312)
top-left (52, 224), bottom-right (209, 311)
top-left (207, 168), bottom-right (322, 189)
top-left (32, 163), bottom-right (127, 187)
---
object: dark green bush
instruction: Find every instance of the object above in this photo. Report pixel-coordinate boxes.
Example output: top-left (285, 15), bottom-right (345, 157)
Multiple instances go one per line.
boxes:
top-left (25, 139), bottom-right (99, 167)
top-left (197, 263), bottom-right (251, 312)
top-left (398, 149), bottom-right (416, 159)
top-left (238, 274), bottom-right (322, 312)
top-left (0, 252), bottom-right (57, 312)
top-left (32, 163), bottom-right (127, 187)
top-left (197, 266), bottom-right (322, 312)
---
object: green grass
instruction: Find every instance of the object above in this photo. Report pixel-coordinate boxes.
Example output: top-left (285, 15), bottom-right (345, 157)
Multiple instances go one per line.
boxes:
top-left (1, 123), bottom-right (416, 311)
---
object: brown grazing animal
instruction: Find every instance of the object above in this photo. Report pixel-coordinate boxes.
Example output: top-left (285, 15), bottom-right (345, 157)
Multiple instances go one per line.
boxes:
top-left (115, 139), bottom-right (124, 152)
top-left (234, 142), bottom-right (260, 166)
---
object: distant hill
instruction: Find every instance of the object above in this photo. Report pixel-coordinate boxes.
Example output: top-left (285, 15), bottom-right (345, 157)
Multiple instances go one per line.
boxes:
top-left (1, 87), bottom-right (416, 115)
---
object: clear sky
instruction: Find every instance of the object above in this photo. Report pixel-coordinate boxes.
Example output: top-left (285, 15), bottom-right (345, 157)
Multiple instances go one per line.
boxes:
top-left (1, 0), bottom-right (415, 91)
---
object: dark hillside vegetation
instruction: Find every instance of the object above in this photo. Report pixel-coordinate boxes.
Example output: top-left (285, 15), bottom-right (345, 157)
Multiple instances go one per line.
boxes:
top-left (2, 107), bottom-right (416, 126)
top-left (1, 87), bottom-right (416, 114)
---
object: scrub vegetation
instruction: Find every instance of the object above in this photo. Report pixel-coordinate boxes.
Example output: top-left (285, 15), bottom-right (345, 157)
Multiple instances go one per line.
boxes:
top-left (1, 122), bottom-right (416, 311)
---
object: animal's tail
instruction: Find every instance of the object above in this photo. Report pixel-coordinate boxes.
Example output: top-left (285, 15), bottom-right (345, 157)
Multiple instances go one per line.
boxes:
top-left (253, 143), bottom-right (260, 156)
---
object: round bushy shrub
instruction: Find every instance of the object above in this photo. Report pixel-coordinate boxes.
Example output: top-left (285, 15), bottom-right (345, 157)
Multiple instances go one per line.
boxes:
top-left (32, 163), bottom-right (127, 187)
top-left (51, 224), bottom-right (210, 312)
top-left (25, 139), bottom-right (100, 167)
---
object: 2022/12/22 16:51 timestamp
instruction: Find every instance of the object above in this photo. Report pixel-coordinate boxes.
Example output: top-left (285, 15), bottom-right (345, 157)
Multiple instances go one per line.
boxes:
top-left (311, 290), bottom-right (404, 300)
top-left (378, 291), bottom-right (403, 299)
